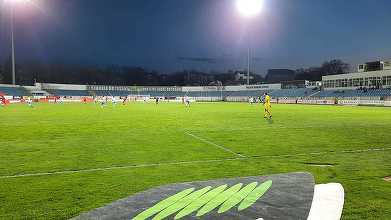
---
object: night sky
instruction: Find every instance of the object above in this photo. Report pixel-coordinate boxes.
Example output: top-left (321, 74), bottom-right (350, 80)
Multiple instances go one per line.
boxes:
top-left (1, 0), bottom-right (391, 75)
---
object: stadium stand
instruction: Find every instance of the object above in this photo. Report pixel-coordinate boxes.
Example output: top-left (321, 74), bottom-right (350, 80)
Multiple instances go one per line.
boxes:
top-left (0, 86), bottom-right (30, 96)
top-left (269, 88), bottom-right (318, 98)
top-left (314, 88), bottom-right (391, 98)
top-left (3, 74), bottom-right (390, 102)
top-left (29, 84), bottom-right (391, 100)
top-left (92, 90), bottom-right (133, 96)
top-left (142, 91), bottom-right (183, 97)
top-left (162, 91), bottom-right (189, 97)
top-left (44, 88), bottom-right (391, 99)
top-left (185, 91), bottom-right (224, 97)
top-left (227, 90), bottom-right (260, 97)
top-left (46, 89), bottom-right (90, 97)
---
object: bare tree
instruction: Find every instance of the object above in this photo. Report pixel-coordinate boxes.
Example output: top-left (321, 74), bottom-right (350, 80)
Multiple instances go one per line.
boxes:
top-left (321, 59), bottom-right (350, 75)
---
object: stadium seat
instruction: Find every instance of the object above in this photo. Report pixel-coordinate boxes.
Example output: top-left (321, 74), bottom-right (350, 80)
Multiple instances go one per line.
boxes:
top-left (269, 88), bottom-right (318, 98)
top-left (0, 86), bottom-right (30, 97)
top-left (314, 89), bottom-right (391, 98)
top-left (46, 89), bottom-right (90, 96)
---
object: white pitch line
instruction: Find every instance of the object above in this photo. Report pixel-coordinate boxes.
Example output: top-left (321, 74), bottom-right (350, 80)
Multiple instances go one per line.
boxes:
top-left (184, 131), bottom-right (247, 158)
top-left (340, 147), bottom-right (391, 153)
top-left (252, 147), bottom-right (391, 159)
top-left (1, 147), bottom-right (390, 179)
top-left (0, 157), bottom-right (247, 179)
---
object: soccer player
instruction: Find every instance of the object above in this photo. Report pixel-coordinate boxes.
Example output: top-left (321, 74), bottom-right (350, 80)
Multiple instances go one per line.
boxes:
top-left (27, 97), bottom-right (33, 108)
top-left (184, 96), bottom-right (190, 107)
top-left (0, 95), bottom-right (6, 106)
top-left (249, 97), bottom-right (255, 105)
top-left (155, 97), bottom-right (159, 104)
top-left (122, 96), bottom-right (128, 105)
top-left (100, 97), bottom-right (106, 108)
top-left (263, 92), bottom-right (272, 119)
top-left (112, 96), bottom-right (117, 106)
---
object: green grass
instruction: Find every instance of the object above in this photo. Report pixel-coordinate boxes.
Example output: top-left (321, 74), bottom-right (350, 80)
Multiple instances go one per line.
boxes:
top-left (0, 102), bottom-right (390, 219)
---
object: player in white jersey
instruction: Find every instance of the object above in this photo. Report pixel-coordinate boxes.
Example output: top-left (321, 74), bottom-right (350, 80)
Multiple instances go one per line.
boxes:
top-left (249, 97), bottom-right (254, 104)
top-left (112, 97), bottom-right (117, 106)
top-left (27, 97), bottom-right (33, 107)
top-left (184, 96), bottom-right (191, 107)
top-left (100, 97), bottom-right (106, 108)
top-left (59, 97), bottom-right (64, 104)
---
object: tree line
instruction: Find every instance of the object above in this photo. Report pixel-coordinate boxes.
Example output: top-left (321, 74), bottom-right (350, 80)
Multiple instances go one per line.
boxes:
top-left (0, 59), bottom-right (350, 86)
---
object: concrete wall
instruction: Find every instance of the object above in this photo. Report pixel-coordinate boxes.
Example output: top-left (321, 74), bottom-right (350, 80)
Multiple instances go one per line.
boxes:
top-left (38, 83), bottom-right (87, 90)
top-left (0, 84), bottom-right (20, 88)
top-left (225, 84), bottom-right (281, 91)
top-left (337, 99), bottom-right (385, 106)
top-left (182, 84), bottom-right (281, 92)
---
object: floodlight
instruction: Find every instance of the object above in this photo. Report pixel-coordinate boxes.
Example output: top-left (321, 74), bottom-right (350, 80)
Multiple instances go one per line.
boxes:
top-left (236, 0), bottom-right (263, 18)
top-left (7, 0), bottom-right (30, 3)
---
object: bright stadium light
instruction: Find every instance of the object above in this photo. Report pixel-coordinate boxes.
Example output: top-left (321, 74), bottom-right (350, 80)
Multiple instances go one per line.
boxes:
top-left (6, 0), bottom-right (30, 3)
top-left (236, 0), bottom-right (263, 85)
top-left (236, 0), bottom-right (263, 18)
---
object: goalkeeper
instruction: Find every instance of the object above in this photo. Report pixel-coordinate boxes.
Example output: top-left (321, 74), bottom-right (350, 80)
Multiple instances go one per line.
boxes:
top-left (263, 92), bottom-right (272, 119)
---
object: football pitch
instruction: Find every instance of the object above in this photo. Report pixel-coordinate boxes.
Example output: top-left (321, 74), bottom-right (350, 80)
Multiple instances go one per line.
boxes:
top-left (0, 102), bottom-right (390, 219)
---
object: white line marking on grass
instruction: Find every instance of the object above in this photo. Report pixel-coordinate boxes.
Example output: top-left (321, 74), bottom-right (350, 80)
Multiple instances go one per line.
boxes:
top-left (0, 158), bottom-right (247, 179)
top-left (1, 147), bottom-right (390, 179)
top-left (184, 131), bottom-right (247, 158)
top-left (190, 124), bottom-right (391, 132)
top-left (251, 147), bottom-right (391, 159)
top-left (340, 147), bottom-right (391, 153)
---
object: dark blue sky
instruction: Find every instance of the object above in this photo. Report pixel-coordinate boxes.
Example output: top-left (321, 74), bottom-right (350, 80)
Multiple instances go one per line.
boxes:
top-left (1, 0), bottom-right (391, 75)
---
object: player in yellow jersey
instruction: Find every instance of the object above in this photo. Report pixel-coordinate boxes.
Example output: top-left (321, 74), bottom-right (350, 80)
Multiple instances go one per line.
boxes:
top-left (263, 92), bottom-right (272, 119)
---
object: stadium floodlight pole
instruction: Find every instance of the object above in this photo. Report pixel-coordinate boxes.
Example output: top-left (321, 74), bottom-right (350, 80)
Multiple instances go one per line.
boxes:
top-left (247, 46), bottom-right (250, 85)
top-left (10, 2), bottom-right (16, 85)
top-left (7, 0), bottom-right (30, 85)
top-left (236, 0), bottom-right (263, 85)
top-left (218, 81), bottom-right (223, 100)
